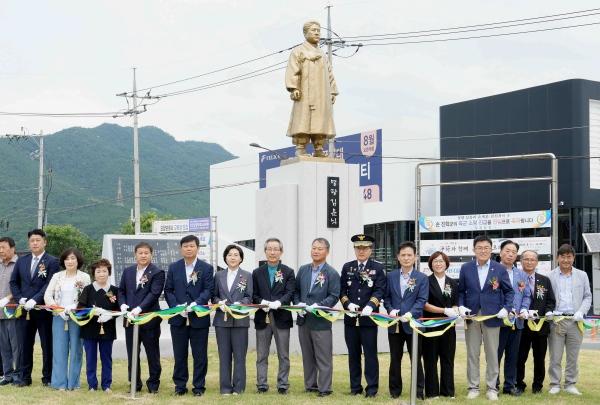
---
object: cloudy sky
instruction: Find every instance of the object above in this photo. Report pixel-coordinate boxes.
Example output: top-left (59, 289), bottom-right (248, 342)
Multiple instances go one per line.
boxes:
top-left (2, 0), bottom-right (600, 156)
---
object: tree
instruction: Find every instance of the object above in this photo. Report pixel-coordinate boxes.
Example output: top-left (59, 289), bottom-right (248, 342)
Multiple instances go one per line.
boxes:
top-left (119, 211), bottom-right (176, 234)
top-left (44, 224), bottom-right (101, 270)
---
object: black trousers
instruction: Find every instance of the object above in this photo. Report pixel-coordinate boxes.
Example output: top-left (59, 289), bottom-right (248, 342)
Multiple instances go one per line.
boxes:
top-left (423, 328), bottom-right (456, 398)
top-left (125, 324), bottom-right (162, 391)
top-left (170, 325), bottom-right (209, 394)
top-left (18, 310), bottom-right (53, 384)
top-left (344, 325), bottom-right (379, 395)
top-left (516, 327), bottom-right (548, 392)
top-left (388, 328), bottom-right (424, 397)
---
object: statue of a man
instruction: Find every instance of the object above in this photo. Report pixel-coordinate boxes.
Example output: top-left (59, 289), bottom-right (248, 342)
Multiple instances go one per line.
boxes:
top-left (286, 21), bottom-right (338, 157)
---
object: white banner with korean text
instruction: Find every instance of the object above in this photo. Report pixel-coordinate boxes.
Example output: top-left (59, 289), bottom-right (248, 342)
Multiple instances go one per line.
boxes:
top-left (419, 210), bottom-right (551, 233)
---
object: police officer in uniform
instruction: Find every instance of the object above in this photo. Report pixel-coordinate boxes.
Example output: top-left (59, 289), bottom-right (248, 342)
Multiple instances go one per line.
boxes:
top-left (340, 234), bottom-right (386, 397)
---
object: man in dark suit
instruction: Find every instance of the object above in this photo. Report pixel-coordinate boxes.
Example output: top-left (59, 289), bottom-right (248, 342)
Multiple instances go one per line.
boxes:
top-left (496, 240), bottom-right (531, 396)
top-left (252, 237), bottom-right (295, 394)
top-left (458, 235), bottom-right (514, 401)
top-left (164, 235), bottom-right (214, 396)
top-left (516, 250), bottom-right (556, 394)
top-left (294, 237), bottom-right (340, 397)
top-left (9, 229), bottom-right (60, 387)
top-left (118, 241), bottom-right (166, 394)
top-left (340, 234), bottom-right (386, 397)
top-left (383, 241), bottom-right (428, 399)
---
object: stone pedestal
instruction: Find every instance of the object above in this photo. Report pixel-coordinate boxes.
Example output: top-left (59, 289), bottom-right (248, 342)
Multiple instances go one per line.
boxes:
top-left (255, 158), bottom-right (362, 272)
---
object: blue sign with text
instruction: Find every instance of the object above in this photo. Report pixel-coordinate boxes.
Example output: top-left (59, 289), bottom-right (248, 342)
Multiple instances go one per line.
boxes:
top-left (258, 129), bottom-right (382, 202)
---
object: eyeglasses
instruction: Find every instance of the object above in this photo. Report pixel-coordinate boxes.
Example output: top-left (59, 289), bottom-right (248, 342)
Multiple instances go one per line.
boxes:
top-left (266, 248), bottom-right (281, 252)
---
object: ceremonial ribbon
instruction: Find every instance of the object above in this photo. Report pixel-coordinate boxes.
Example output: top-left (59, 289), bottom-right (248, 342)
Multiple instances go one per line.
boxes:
top-left (4, 303), bottom-right (598, 339)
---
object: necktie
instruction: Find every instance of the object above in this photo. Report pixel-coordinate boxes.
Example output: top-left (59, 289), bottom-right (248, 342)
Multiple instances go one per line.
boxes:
top-left (358, 263), bottom-right (364, 272)
top-left (529, 275), bottom-right (535, 295)
top-left (31, 256), bottom-right (39, 277)
top-left (269, 270), bottom-right (275, 287)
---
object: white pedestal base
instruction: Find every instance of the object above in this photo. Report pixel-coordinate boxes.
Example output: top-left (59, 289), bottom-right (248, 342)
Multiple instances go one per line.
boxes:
top-left (255, 159), bottom-right (362, 272)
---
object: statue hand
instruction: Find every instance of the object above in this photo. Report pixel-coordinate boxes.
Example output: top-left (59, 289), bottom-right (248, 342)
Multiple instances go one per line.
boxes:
top-left (290, 89), bottom-right (301, 101)
top-left (331, 94), bottom-right (336, 105)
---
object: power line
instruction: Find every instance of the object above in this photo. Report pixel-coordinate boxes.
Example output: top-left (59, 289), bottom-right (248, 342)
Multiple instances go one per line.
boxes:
top-left (153, 63), bottom-right (287, 98)
top-left (343, 7), bottom-right (600, 39)
top-left (345, 11), bottom-right (600, 43)
top-left (0, 111), bottom-right (129, 118)
top-left (121, 43), bottom-right (300, 97)
top-left (345, 20), bottom-right (600, 47)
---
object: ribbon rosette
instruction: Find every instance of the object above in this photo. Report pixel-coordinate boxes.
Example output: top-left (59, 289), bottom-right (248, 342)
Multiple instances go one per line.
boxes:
top-left (274, 270), bottom-right (284, 284)
top-left (517, 280), bottom-right (526, 293)
top-left (407, 278), bottom-right (416, 292)
top-left (38, 263), bottom-right (47, 278)
top-left (536, 284), bottom-right (546, 300)
top-left (106, 291), bottom-right (117, 303)
top-left (314, 272), bottom-right (326, 288)
top-left (237, 277), bottom-right (247, 293)
top-left (190, 271), bottom-right (198, 285)
top-left (489, 277), bottom-right (499, 290)
top-left (443, 283), bottom-right (452, 297)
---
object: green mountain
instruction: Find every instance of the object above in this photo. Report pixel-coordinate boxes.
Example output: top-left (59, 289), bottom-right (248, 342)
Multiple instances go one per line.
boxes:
top-left (0, 123), bottom-right (235, 249)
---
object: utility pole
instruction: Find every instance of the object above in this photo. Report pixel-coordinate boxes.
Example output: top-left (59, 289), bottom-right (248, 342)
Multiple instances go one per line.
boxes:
top-left (326, 4), bottom-right (335, 157)
top-left (132, 68), bottom-right (141, 235)
top-left (37, 131), bottom-right (44, 228)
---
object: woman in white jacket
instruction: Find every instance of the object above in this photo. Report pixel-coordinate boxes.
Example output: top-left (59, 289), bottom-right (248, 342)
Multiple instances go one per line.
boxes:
top-left (44, 248), bottom-right (91, 390)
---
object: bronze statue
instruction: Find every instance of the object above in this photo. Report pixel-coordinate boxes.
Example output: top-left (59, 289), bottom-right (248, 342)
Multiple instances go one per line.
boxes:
top-left (285, 21), bottom-right (338, 157)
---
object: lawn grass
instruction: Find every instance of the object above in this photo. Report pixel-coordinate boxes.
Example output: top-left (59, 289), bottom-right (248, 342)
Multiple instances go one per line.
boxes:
top-left (0, 340), bottom-right (598, 404)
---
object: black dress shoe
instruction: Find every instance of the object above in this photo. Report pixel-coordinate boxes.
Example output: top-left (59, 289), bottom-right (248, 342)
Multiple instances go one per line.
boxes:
top-left (532, 388), bottom-right (542, 394)
top-left (391, 393), bottom-right (401, 399)
top-left (278, 388), bottom-right (288, 395)
top-left (42, 381), bottom-right (50, 387)
top-left (149, 389), bottom-right (159, 394)
top-left (174, 390), bottom-right (187, 396)
top-left (350, 390), bottom-right (363, 395)
top-left (503, 388), bottom-right (522, 396)
top-left (194, 392), bottom-right (203, 397)
top-left (257, 387), bottom-right (268, 393)
top-left (417, 393), bottom-right (425, 400)
top-left (306, 388), bottom-right (319, 393)
top-left (0, 378), bottom-right (12, 386)
top-left (365, 392), bottom-right (377, 398)
top-left (318, 391), bottom-right (332, 397)
top-left (15, 381), bottom-right (31, 388)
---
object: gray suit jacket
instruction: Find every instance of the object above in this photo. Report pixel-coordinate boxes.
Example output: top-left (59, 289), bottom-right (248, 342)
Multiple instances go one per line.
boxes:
top-left (293, 262), bottom-right (340, 330)
top-left (212, 268), bottom-right (253, 328)
top-left (548, 267), bottom-right (592, 315)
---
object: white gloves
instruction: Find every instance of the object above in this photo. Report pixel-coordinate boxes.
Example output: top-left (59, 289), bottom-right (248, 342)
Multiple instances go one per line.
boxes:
top-left (261, 299), bottom-right (270, 312)
top-left (58, 311), bottom-right (69, 321)
top-left (444, 307), bottom-right (459, 317)
top-left (347, 303), bottom-right (360, 312)
top-left (459, 306), bottom-right (471, 318)
top-left (180, 311), bottom-right (188, 318)
top-left (519, 308), bottom-right (529, 319)
top-left (127, 306), bottom-right (142, 320)
top-left (573, 311), bottom-right (584, 322)
top-left (186, 302), bottom-right (197, 312)
top-left (305, 303), bottom-right (317, 312)
top-left (497, 308), bottom-right (509, 319)
top-left (553, 310), bottom-right (563, 316)
top-left (93, 307), bottom-right (107, 316)
top-left (296, 302), bottom-right (306, 317)
top-left (120, 304), bottom-right (129, 313)
top-left (527, 309), bottom-right (539, 319)
top-left (268, 300), bottom-right (281, 310)
top-left (361, 306), bottom-right (373, 317)
top-left (63, 303), bottom-right (76, 314)
top-left (389, 309), bottom-right (399, 317)
top-left (545, 311), bottom-right (554, 320)
top-left (0, 297), bottom-right (9, 308)
top-left (399, 312), bottom-right (413, 323)
top-left (19, 297), bottom-right (27, 305)
top-left (24, 299), bottom-right (36, 310)
top-left (97, 313), bottom-right (113, 323)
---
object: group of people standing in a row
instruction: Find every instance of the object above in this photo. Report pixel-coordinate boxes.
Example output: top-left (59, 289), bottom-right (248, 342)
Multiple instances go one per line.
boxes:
top-left (0, 229), bottom-right (592, 400)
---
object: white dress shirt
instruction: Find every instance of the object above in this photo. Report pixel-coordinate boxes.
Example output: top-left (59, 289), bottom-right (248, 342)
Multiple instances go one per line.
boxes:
top-left (227, 268), bottom-right (239, 291)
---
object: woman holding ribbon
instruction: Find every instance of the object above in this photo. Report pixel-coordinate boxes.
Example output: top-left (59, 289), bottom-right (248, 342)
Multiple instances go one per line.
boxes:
top-left (43, 247), bottom-right (91, 390)
top-left (212, 245), bottom-right (253, 395)
top-left (422, 251), bottom-right (459, 399)
top-left (78, 259), bottom-right (119, 392)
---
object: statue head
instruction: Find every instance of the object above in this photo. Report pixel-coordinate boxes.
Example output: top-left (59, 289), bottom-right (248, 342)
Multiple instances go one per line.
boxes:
top-left (303, 20), bottom-right (321, 44)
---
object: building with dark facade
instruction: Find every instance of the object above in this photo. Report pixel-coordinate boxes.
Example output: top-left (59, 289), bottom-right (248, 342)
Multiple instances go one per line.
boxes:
top-left (439, 78), bottom-right (600, 275)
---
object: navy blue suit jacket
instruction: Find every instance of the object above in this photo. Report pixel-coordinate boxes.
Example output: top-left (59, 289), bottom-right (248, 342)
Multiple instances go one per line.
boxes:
top-left (118, 263), bottom-right (165, 329)
top-left (458, 260), bottom-right (514, 327)
top-left (10, 252), bottom-right (60, 304)
top-left (383, 269), bottom-right (428, 334)
top-left (164, 258), bottom-right (214, 328)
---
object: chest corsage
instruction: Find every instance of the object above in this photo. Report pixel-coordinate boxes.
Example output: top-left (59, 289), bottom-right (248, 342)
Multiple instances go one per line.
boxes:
top-left (37, 262), bottom-right (47, 278)
top-left (274, 270), bottom-right (284, 284)
top-left (74, 280), bottom-right (85, 296)
top-left (106, 290), bottom-right (117, 303)
top-left (443, 283), bottom-right (452, 297)
top-left (359, 270), bottom-right (373, 288)
top-left (139, 274), bottom-right (149, 289)
top-left (489, 277), bottom-right (499, 290)
top-left (314, 272), bottom-right (326, 288)
top-left (535, 284), bottom-right (546, 300)
top-left (517, 280), bottom-right (526, 293)
top-left (406, 277), bottom-right (416, 293)
top-left (237, 277), bottom-right (247, 293)
top-left (189, 270), bottom-right (198, 285)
